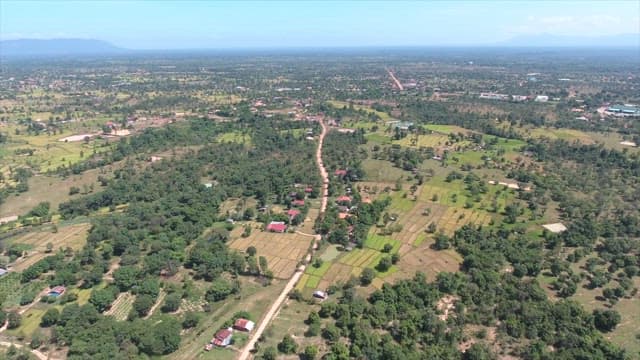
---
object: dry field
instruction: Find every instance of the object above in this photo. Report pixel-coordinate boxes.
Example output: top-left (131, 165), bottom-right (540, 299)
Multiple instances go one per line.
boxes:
top-left (9, 223), bottom-right (90, 271)
top-left (105, 292), bottom-right (136, 321)
top-left (228, 228), bottom-right (311, 279)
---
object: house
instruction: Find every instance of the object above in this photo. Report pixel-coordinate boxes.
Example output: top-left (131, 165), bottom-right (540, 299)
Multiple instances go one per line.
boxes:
top-left (234, 318), bottom-right (255, 332)
top-left (336, 195), bottom-right (352, 204)
top-left (334, 169), bottom-right (347, 177)
top-left (266, 221), bottom-right (287, 233)
top-left (305, 187), bottom-right (313, 194)
top-left (292, 199), bottom-right (305, 207)
top-left (534, 95), bottom-right (549, 102)
top-left (212, 328), bottom-right (233, 347)
top-left (0, 269), bottom-right (8, 277)
top-left (606, 104), bottom-right (640, 117)
top-left (287, 209), bottom-right (301, 218)
top-left (313, 290), bottom-right (328, 300)
top-left (338, 213), bottom-right (351, 220)
top-left (48, 286), bottom-right (66, 297)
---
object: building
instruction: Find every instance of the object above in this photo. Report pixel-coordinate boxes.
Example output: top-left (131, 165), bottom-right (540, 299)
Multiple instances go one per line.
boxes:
top-left (313, 290), bottom-right (328, 300)
top-left (606, 104), bottom-right (640, 117)
top-left (334, 169), bottom-right (347, 177)
top-left (48, 286), bottom-right (66, 297)
top-left (511, 95), bottom-right (528, 102)
top-left (287, 209), bottom-right (301, 218)
top-left (534, 95), bottom-right (549, 102)
top-left (234, 318), bottom-right (255, 332)
top-left (266, 221), bottom-right (287, 233)
top-left (479, 93), bottom-right (510, 101)
top-left (212, 328), bottom-right (233, 347)
top-left (0, 269), bottom-right (8, 277)
top-left (542, 223), bottom-right (567, 233)
top-left (336, 195), bottom-right (352, 204)
top-left (292, 199), bottom-right (305, 207)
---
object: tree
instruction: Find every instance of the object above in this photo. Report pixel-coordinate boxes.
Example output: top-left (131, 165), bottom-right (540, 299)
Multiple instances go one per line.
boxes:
top-left (433, 233), bottom-right (450, 250)
top-left (277, 334), bottom-right (297, 354)
top-left (7, 312), bottom-right (21, 329)
top-left (161, 293), bottom-right (181, 313)
top-left (89, 288), bottom-right (116, 313)
top-left (247, 246), bottom-right (257, 257)
top-left (382, 243), bottom-right (393, 253)
top-left (303, 345), bottom-right (319, 360)
top-left (360, 268), bottom-right (375, 286)
top-left (593, 309), bottom-right (620, 332)
top-left (376, 256), bottom-right (392, 272)
top-left (40, 308), bottom-right (59, 327)
top-left (182, 312), bottom-right (201, 329)
top-left (131, 294), bottom-right (156, 317)
top-left (262, 346), bottom-right (278, 360)
top-left (205, 278), bottom-right (237, 302)
top-left (463, 343), bottom-right (496, 360)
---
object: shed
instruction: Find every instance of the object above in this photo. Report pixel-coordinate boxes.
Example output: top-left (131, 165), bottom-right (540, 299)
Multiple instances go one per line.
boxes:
top-left (234, 318), bottom-right (255, 332)
top-left (48, 286), bottom-right (66, 297)
top-left (266, 221), bottom-right (287, 233)
top-left (313, 290), bottom-right (328, 300)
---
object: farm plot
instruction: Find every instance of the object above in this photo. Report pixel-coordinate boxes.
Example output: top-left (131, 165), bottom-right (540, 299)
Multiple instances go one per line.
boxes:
top-left (227, 228), bottom-right (311, 279)
top-left (389, 244), bottom-right (463, 283)
top-left (8, 223), bottom-right (90, 272)
top-left (364, 233), bottom-right (400, 253)
top-left (389, 202), bottom-right (448, 246)
top-left (393, 133), bottom-right (450, 148)
top-left (105, 292), bottom-right (136, 321)
top-left (437, 207), bottom-right (491, 235)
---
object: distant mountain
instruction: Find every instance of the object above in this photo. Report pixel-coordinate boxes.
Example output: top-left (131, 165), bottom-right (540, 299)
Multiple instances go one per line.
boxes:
top-left (0, 38), bottom-right (127, 57)
top-left (499, 33), bottom-right (639, 47)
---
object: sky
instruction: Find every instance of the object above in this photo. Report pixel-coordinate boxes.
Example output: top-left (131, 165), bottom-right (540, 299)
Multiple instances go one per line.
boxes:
top-left (1, 0), bottom-right (639, 49)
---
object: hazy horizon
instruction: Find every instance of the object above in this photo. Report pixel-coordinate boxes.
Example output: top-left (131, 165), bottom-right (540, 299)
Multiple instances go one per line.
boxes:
top-left (1, 0), bottom-right (639, 49)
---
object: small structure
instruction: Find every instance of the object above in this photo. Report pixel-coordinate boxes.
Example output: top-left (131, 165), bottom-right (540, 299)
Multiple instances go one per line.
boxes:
top-left (338, 213), bottom-right (351, 220)
top-left (292, 199), bottom-right (305, 207)
top-left (212, 328), bottom-right (233, 347)
top-left (313, 290), bottom-right (328, 300)
top-left (150, 156), bottom-right (163, 163)
top-left (234, 318), bottom-right (255, 332)
top-left (334, 169), bottom-right (347, 177)
top-left (287, 209), bottom-right (301, 218)
top-left (305, 187), bottom-right (313, 194)
top-left (336, 195), bottom-right (352, 204)
top-left (48, 286), bottom-right (66, 297)
top-left (0, 269), bottom-right (8, 277)
top-left (542, 223), bottom-right (567, 233)
top-left (534, 95), bottom-right (549, 102)
top-left (266, 221), bottom-right (287, 233)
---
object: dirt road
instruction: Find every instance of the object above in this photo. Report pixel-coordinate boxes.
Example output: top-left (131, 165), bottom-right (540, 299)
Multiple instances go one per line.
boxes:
top-left (386, 68), bottom-right (404, 91)
top-left (0, 341), bottom-right (50, 360)
top-left (237, 118), bottom-right (329, 360)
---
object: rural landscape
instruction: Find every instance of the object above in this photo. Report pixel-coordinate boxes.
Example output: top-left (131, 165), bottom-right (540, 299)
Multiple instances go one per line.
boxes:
top-left (1, 1), bottom-right (640, 359)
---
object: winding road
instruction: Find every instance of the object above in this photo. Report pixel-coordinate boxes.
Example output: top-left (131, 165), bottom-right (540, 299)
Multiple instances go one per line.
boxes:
top-left (238, 118), bottom-right (329, 360)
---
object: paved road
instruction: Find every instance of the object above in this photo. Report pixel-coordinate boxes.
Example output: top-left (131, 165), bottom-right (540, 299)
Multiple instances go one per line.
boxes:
top-left (237, 118), bottom-right (330, 360)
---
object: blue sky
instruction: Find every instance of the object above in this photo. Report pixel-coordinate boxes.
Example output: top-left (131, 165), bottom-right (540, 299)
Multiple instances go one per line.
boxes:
top-left (1, 1), bottom-right (638, 49)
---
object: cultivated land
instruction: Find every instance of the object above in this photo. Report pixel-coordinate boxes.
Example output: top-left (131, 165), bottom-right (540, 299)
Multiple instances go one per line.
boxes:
top-left (1, 50), bottom-right (639, 359)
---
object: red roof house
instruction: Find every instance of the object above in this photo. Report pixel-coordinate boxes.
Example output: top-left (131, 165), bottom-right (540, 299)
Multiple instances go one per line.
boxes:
top-left (212, 328), bottom-right (233, 347)
top-left (266, 221), bottom-right (287, 233)
top-left (234, 318), bottom-right (255, 332)
top-left (292, 199), bottom-right (305, 207)
top-left (336, 195), bottom-right (352, 204)
top-left (48, 286), bottom-right (66, 297)
top-left (305, 187), bottom-right (313, 193)
top-left (334, 169), bottom-right (347, 176)
top-left (338, 212), bottom-right (351, 219)
top-left (287, 209), bottom-right (301, 218)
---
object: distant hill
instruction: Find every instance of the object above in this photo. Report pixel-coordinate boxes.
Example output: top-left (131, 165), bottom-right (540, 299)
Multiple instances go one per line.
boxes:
top-left (0, 38), bottom-right (127, 57)
top-left (499, 33), bottom-right (640, 47)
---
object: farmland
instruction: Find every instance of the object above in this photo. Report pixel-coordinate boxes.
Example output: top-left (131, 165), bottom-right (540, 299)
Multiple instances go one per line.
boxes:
top-left (228, 226), bottom-right (312, 279)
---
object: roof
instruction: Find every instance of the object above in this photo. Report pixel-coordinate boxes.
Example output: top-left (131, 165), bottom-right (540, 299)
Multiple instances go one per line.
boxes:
top-left (542, 223), bottom-right (567, 233)
top-left (234, 318), bottom-right (255, 330)
top-left (292, 199), bottom-right (305, 207)
top-left (0, 269), bottom-right (7, 276)
top-left (287, 209), bottom-right (301, 217)
top-left (336, 195), bottom-right (352, 203)
top-left (50, 286), bottom-right (66, 294)
top-left (215, 329), bottom-right (232, 341)
top-left (334, 169), bottom-right (347, 176)
top-left (267, 222), bottom-right (287, 232)
top-left (338, 213), bottom-right (351, 219)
